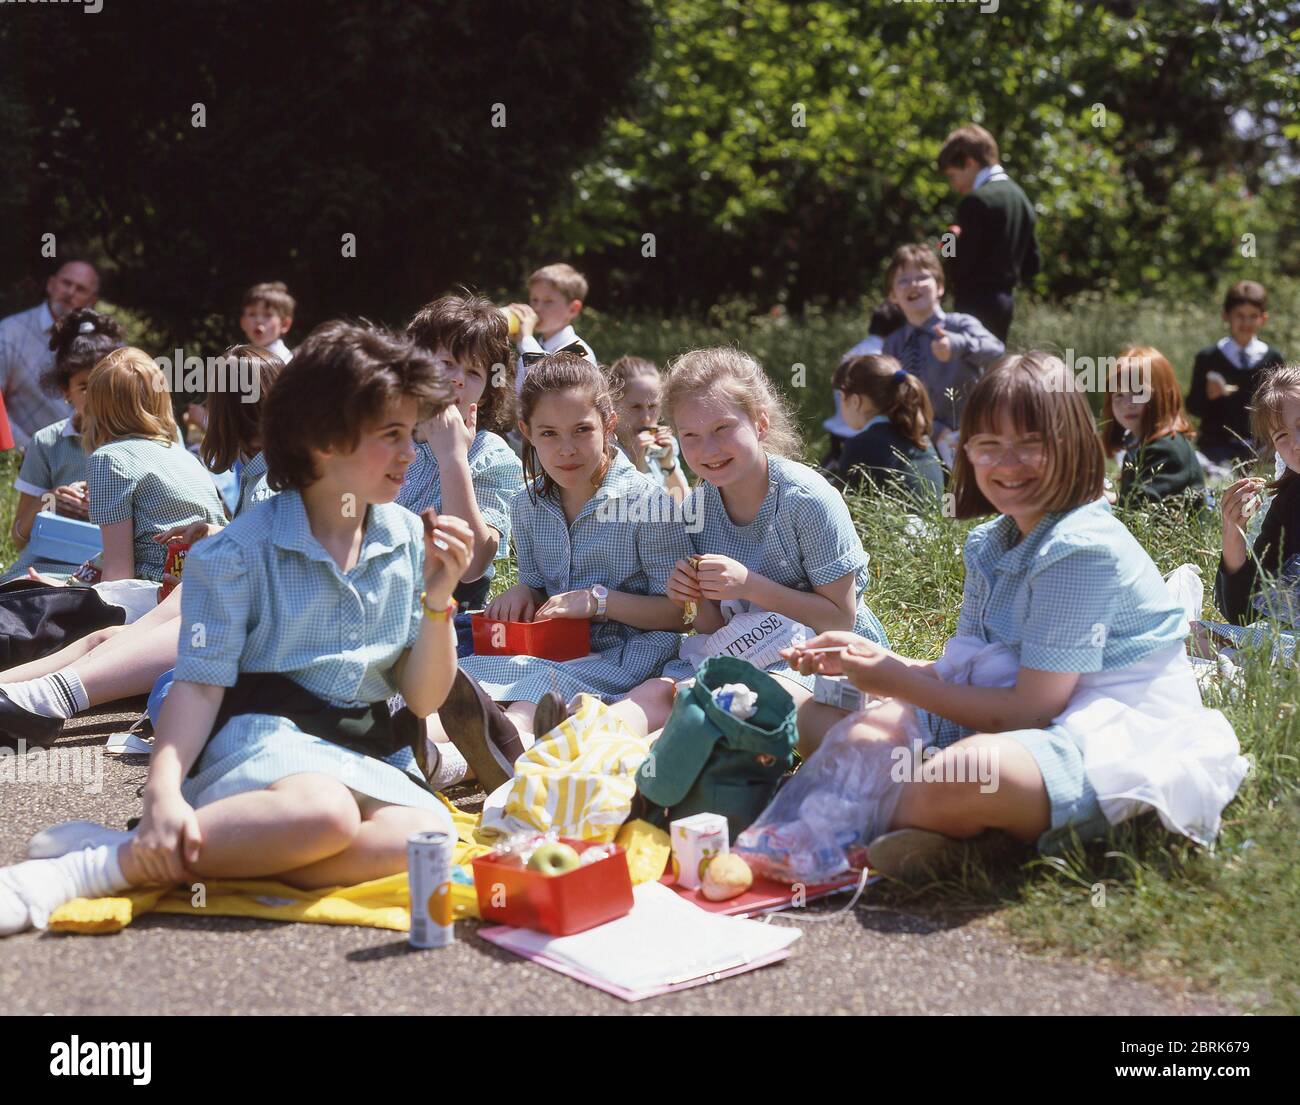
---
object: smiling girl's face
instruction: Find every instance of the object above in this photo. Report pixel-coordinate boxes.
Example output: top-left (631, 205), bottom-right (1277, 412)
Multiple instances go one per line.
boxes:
top-left (522, 389), bottom-right (612, 492)
top-left (674, 390), bottom-right (768, 490)
top-left (315, 395), bottom-right (420, 504)
top-left (965, 411), bottom-right (1050, 532)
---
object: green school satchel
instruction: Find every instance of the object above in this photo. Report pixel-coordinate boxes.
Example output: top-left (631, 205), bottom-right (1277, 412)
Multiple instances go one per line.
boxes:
top-left (634, 656), bottom-right (799, 839)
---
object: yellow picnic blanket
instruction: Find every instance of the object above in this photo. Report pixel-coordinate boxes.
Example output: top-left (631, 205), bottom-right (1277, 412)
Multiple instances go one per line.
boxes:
top-left (47, 786), bottom-right (672, 936)
top-left (481, 694), bottom-right (652, 842)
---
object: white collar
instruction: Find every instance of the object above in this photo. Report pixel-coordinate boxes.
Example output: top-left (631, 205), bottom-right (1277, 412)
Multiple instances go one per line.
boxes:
top-left (541, 325), bottom-right (578, 351)
top-left (860, 414), bottom-right (891, 433)
top-left (38, 302), bottom-right (56, 332)
top-left (60, 418), bottom-right (80, 438)
top-left (973, 163), bottom-right (1010, 190)
top-left (1217, 335), bottom-right (1267, 366)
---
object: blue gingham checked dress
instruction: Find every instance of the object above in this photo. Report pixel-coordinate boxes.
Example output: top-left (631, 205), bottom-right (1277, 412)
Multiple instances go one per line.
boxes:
top-left (915, 498), bottom-right (1241, 850)
top-left (235, 451), bottom-right (275, 515)
top-left (459, 450), bottom-right (694, 703)
top-left (2, 417), bottom-right (92, 581)
top-left (396, 431), bottom-right (522, 583)
top-left (87, 436), bottom-right (228, 582)
top-left (663, 454), bottom-right (889, 690)
top-left (175, 491), bottom-right (451, 823)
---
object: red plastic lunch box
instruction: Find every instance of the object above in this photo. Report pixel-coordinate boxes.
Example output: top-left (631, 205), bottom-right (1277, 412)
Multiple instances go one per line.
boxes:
top-left (472, 839), bottom-right (635, 935)
top-left (470, 614), bottom-right (591, 661)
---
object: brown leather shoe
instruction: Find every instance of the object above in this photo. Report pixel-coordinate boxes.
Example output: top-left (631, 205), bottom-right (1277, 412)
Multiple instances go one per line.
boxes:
top-left (532, 691), bottom-right (569, 740)
top-left (437, 670), bottom-right (524, 793)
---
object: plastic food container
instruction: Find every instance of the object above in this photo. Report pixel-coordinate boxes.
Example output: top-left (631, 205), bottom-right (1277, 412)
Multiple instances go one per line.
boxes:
top-left (472, 839), bottom-right (634, 935)
top-left (27, 512), bottom-right (102, 566)
top-left (470, 614), bottom-right (590, 661)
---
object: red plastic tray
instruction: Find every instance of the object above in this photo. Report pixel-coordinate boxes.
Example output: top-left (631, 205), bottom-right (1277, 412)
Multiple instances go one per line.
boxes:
top-left (472, 839), bottom-right (634, 936)
top-left (470, 614), bottom-right (590, 661)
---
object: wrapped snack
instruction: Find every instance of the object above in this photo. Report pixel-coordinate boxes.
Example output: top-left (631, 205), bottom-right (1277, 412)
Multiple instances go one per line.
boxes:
top-left (683, 554), bottom-right (701, 625)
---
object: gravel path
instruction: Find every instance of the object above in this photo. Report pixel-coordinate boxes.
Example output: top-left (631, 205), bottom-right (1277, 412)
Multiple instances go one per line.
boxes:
top-left (0, 706), bottom-right (1230, 1015)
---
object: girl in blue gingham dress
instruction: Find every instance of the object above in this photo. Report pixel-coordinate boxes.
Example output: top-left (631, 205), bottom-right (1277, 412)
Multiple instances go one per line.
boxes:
top-left (0, 324), bottom-right (477, 937)
top-left (629, 347), bottom-right (889, 745)
top-left (457, 353), bottom-right (693, 738)
top-left (767, 354), bottom-right (1245, 884)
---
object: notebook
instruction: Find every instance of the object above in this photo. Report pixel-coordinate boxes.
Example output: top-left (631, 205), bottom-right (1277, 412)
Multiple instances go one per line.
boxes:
top-left (478, 881), bottom-right (800, 1001)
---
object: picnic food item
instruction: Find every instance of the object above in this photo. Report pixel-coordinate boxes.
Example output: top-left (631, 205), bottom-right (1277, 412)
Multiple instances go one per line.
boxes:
top-left (712, 682), bottom-right (758, 720)
top-left (159, 541), bottom-right (191, 601)
top-left (408, 829), bottom-right (456, 948)
top-left (682, 555), bottom-right (701, 625)
top-left (499, 306), bottom-right (521, 339)
top-left (528, 841), bottom-right (582, 876)
top-left (1206, 370), bottom-right (1239, 397)
top-left (701, 853), bottom-right (753, 901)
top-left (670, 812), bottom-right (729, 890)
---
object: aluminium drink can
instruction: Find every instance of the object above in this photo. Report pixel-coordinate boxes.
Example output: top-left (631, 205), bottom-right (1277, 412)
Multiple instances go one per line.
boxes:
top-left (408, 829), bottom-right (455, 948)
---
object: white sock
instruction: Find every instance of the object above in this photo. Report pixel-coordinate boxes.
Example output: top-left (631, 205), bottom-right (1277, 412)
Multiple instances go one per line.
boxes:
top-left (0, 845), bottom-right (128, 931)
top-left (429, 742), bottom-right (469, 790)
top-left (0, 671), bottom-right (89, 719)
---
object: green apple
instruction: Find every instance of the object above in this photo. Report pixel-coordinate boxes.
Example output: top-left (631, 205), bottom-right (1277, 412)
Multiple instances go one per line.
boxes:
top-left (527, 842), bottom-right (582, 877)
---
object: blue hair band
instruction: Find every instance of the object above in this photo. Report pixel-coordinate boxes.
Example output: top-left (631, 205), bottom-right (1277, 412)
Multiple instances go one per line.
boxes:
top-left (893, 368), bottom-right (907, 383)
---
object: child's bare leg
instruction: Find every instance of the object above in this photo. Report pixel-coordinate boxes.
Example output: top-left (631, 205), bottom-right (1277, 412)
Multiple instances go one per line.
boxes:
top-left (504, 700), bottom-right (535, 738)
top-left (0, 625), bottom-right (125, 681)
top-left (275, 797), bottom-right (447, 890)
top-left (74, 615), bottom-right (182, 704)
top-left (770, 677), bottom-right (847, 758)
top-left (610, 677), bottom-right (677, 739)
top-left (117, 774), bottom-right (362, 886)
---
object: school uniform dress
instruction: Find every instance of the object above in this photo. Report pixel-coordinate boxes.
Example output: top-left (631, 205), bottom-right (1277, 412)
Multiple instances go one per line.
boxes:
top-left (880, 309), bottom-right (1004, 432)
top-left (86, 437), bottom-right (228, 583)
top-left (235, 451), bottom-right (275, 516)
top-left (396, 431), bottom-right (523, 607)
top-left (459, 450), bottom-right (692, 703)
top-left (663, 455), bottom-right (890, 691)
top-left (1185, 337), bottom-right (1285, 465)
top-left (176, 491), bottom-right (450, 823)
top-left (2, 417), bottom-right (91, 581)
top-left (1117, 431), bottom-right (1206, 508)
top-left (918, 499), bottom-right (1244, 851)
top-left (829, 415), bottom-right (943, 503)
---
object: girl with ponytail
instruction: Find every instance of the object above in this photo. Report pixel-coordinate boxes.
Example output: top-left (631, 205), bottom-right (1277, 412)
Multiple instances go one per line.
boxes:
top-left (826, 354), bottom-right (943, 502)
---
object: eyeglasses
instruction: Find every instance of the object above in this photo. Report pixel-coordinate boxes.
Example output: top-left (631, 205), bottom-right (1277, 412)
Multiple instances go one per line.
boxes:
top-left (963, 439), bottom-right (1047, 467)
top-left (893, 274), bottom-right (935, 289)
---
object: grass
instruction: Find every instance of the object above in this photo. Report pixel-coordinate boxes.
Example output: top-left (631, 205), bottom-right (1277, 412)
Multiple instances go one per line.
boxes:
top-left (3, 294), bottom-right (1297, 1011)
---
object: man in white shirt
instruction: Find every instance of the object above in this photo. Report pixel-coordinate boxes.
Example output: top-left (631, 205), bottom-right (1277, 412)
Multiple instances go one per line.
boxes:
top-left (0, 261), bottom-right (100, 447)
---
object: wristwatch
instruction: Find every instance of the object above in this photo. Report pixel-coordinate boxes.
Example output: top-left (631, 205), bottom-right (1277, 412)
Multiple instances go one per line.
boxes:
top-left (590, 585), bottom-right (609, 621)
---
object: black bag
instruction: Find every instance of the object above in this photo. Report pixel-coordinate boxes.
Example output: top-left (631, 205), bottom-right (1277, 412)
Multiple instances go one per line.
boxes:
top-left (0, 580), bottom-right (126, 668)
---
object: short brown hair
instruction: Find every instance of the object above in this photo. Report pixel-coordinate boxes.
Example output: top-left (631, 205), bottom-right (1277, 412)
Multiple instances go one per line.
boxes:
top-left (937, 123), bottom-right (999, 170)
top-left (406, 294), bottom-right (515, 433)
top-left (663, 347), bottom-right (802, 459)
top-left (884, 243), bottom-right (945, 296)
top-left (518, 352), bottom-right (617, 502)
top-left (527, 263), bottom-right (588, 303)
top-left (263, 321), bottom-right (450, 491)
top-left (833, 354), bottom-right (934, 449)
top-left (1100, 346), bottom-right (1192, 453)
top-left (82, 347), bottom-right (179, 453)
top-left (1251, 363), bottom-right (1300, 480)
top-left (242, 281), bottom-right (296, 321)
top-left (200, 345), bottom-right (283, 473)
top-left (951, 352), bottom-right (1106, 520)
top-left (1224, 280), bottom-right (1268, 314)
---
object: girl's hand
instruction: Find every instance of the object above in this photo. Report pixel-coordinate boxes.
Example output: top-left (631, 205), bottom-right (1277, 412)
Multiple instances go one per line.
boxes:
top-left (421, 512), bottom-right (475, 607)
top-left (667, 558), bottom-right (702, 606)
top-left (695, 554), bottom-right (750, 601)
top-left (652, 426), bottom-right (674, 451)
top-left (26, 568), bottom-right (67, 587)
top-left (784, 632), bottom-right (904, 695)
top-left (536, 589), bottom-right (597, 620)
top-left (133, 787), bottom-right (202, 887)
top-left (506, 303), bottom-right (538, 340)
top-left (1221, 477), bottom-right (1265, 534)
top-left (780, 631), bottom-right (869, 677)
top-left (421, 402), bottom-right (476, 462)
top-left (52, 482), bottom-right (90, 519)
top-left (154, 521), bottom-right (220, 547)
top-left (486, 583), bottom-right (537, 623)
